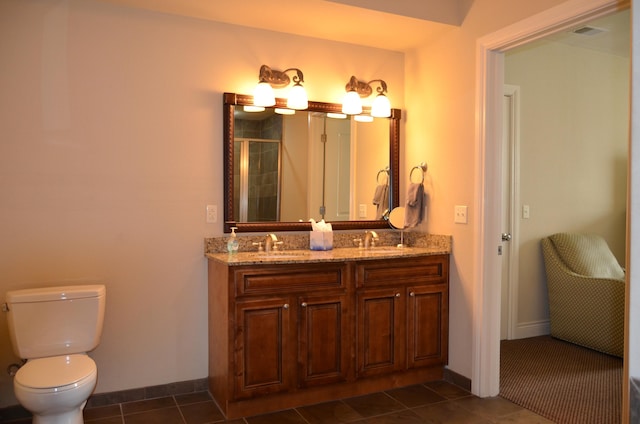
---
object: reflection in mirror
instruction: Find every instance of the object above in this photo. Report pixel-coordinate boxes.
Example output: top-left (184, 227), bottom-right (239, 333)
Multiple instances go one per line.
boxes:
top-left (224, 93), bottom-right (401, 233)
top-left (388, 206), bottom-right (406, 248)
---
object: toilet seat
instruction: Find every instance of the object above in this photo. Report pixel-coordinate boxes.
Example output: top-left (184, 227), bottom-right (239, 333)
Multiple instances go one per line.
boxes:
top-left (15, 354), bottom-right (96, 392)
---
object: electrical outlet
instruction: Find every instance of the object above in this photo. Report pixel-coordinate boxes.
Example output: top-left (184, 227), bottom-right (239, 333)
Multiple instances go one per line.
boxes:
top-left (206, 205), bottom-right (217, 223)
top-left (454, 205), bottom-right (468, 224)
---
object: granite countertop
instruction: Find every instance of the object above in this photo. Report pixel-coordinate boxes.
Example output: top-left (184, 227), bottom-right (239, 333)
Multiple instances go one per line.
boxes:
top-left (206, 245), bottom-right (449, 265)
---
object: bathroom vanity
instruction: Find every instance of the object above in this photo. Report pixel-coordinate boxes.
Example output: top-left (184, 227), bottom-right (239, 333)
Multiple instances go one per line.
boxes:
top-left (206, 246), bottom-right (449, 419)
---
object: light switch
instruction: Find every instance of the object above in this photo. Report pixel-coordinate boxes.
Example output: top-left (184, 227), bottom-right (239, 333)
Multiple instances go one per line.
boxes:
top-left (454, 205), bottom-right (468, 224)
top-left (359, 204), bottom-right (367, 218)
top-left (206, 205), bottom-right (217, 223)
top-left (522, 204), bottom-right (530, 219)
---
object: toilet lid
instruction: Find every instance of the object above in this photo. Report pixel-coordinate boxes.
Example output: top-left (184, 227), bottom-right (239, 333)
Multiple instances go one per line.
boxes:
top-left (15, 355), bottom-right (96, 389)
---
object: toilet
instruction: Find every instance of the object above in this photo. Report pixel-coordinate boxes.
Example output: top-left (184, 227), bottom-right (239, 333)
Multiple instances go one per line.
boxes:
top-left (4, 285), bottom-right (106, 424)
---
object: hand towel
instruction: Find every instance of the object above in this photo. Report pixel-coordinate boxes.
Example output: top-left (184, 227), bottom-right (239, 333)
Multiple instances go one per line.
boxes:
top-left (372, 184), bottom-right (389, 219)
top-left (404, 183), bottom-right (424, 228)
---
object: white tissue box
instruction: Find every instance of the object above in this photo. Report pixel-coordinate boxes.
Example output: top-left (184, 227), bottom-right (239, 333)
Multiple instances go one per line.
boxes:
top-left (310, 231), bottom-right (333, 251)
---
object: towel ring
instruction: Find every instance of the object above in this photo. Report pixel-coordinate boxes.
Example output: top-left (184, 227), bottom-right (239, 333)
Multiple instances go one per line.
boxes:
top-left (376, 167), bottom-right (389, 184)
top-left (409, 162), bottom-right (427, 184)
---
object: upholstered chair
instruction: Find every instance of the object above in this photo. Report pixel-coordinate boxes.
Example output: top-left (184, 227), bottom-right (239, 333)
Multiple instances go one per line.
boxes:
top-left (541, 233), bottom-right (625, 357)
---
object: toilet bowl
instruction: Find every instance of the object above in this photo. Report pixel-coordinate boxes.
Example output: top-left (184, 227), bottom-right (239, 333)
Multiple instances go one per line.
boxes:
top-left (14, 354), bottom-right (97, 424)
top-left (4, 284), bottom-right (106, 424)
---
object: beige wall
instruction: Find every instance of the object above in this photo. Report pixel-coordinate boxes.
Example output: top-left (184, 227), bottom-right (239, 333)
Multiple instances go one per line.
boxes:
top-left (505, 40), bottom-right (629, 336)
top-left (403, 0), bottom-right (569, 379)
top-left (0, 0), bottom-right (403, 406)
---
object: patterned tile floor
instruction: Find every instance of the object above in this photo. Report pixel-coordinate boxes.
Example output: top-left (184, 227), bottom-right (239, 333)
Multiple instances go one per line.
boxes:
top-left (4, 381), bottom-right (553, 424)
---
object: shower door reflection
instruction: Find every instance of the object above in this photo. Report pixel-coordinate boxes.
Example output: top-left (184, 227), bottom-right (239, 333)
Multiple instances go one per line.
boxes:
top-left (233, 139), bottom-right (282, 222)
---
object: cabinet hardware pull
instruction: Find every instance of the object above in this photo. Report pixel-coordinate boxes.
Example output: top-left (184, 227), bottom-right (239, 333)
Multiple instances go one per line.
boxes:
top-left (301, 302), bottom-right (307, 307)
top-left (283, 303), bottom-right (289, 309)
top-left (409, 292), bottom-right (415, 297)
top-left (395, 293), bottom-right (401, 297)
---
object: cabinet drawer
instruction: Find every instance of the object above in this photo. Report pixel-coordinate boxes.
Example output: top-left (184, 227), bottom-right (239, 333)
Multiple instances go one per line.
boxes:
top-left (356, 255), bottom-right (448, 288)
top-left (234, 263), bottom-right (347, 295)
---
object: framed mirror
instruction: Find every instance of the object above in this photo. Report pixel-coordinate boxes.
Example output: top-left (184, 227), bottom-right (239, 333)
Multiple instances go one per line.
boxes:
top-left (223, 92), bottom-right (400, 232)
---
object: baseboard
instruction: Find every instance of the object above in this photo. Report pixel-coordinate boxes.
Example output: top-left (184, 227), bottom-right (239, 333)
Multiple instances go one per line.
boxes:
top-left (444, 366), bottom-right (472, 392)
top-left (0, 377), bottom-right (209, 422)
top-left (86, 377), bottom-right (209, 408)
top-left (514, 319), bottom-right (550, 339)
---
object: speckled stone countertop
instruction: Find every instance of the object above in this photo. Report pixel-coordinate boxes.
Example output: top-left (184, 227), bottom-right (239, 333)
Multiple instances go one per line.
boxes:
top-left (205, 231), bottom-right (451, 265)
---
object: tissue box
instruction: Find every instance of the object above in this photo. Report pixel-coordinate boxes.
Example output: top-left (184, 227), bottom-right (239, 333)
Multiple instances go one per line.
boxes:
top-left (310, 231), bottom-right (333, 251)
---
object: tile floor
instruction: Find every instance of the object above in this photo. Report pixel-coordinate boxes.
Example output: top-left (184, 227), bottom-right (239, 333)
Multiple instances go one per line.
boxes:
top-left (5, 381), bottom-right (553, 424)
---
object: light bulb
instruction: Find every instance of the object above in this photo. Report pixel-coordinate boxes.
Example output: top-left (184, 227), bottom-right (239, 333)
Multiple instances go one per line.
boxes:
top-left (354, 115), bottom-right (374, 122)
top-left (342, 90), bottom-right (362, 115)
top-left (253, 81), bottom-right (275, 107)
top-left (371, 94), bottom-right (391, 118)
top-left (287, 83), bottom-right (308, 110)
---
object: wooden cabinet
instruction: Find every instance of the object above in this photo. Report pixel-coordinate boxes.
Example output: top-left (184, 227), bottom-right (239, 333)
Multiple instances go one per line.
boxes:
top-left (208, 254), bottom-right (448, 419)
top-left (233, 296), bottom-right (293, 399)
top-left (212, 262), bottom-right (351, 403)
top-left (355, 256), bottom-right (449, 378)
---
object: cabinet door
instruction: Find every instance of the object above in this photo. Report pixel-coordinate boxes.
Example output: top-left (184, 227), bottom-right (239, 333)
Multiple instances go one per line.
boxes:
top-left (406, 284), bottom-right (448, 369)
top-left (356, 288), bottom-right (404, 377)
top-left (234, 297), bottom-right (294, 399)
top-left (298, 294), bottom-right (351, 388)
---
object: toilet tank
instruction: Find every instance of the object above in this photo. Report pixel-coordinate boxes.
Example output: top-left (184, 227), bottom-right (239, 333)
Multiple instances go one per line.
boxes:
top-left (5, 285), bottom-right (106, 359)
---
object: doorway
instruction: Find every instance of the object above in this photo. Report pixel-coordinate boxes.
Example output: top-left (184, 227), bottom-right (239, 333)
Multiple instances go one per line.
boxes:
top-left (473, 0), bottom-right (629, 398)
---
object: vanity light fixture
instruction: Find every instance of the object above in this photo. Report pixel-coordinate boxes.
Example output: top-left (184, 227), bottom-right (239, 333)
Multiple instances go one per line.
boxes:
top-left (354, 114), bottom-right (374, 123)
top-left (275, 108), bottom-right (295, 115)
top-left (243, 105), bottom-right (265, 113)
top-left (253, 65), bottom-right (309, 110)
top-left (341, 76), bottom-right (391, 118)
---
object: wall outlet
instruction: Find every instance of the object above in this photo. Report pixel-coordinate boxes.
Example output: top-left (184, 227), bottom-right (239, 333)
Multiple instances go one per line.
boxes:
top-left (454, 205), bottom-right (468, 224)
top-left (206, 205), bottom-right (217, 223)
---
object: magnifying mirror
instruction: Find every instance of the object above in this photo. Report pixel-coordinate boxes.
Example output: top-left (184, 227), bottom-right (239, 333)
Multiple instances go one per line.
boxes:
top-left (388, 206), bottom-right (406, 248)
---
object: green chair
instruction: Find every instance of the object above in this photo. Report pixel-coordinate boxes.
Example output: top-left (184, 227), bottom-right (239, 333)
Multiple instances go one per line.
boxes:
top-left (541, 233), bottom-right (625, 357)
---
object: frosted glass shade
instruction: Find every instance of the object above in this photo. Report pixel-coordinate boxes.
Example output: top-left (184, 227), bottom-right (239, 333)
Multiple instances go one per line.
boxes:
top-left (354, 114), bottom-right (373, 122)
top-left (371, 94), bottom-right (391, 118)
top-left (287, 84), bottom-right (308, 110)
top-left (342, 91), bottom-right (362, 115)
top-left (253, 82), bottom-right (275, 107)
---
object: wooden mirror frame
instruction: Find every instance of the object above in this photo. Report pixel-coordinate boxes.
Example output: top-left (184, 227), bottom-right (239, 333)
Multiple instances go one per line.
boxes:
top-left (223, 92), bottom-right (401, 232)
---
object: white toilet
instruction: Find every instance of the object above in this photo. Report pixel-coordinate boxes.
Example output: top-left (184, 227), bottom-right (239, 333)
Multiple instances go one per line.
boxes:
top-left (5, 285), bottom-right (106, 424)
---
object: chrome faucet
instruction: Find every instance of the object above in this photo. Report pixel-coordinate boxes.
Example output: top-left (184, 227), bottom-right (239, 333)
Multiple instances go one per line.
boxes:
top-left (364, 231), bottom-right (379, 249)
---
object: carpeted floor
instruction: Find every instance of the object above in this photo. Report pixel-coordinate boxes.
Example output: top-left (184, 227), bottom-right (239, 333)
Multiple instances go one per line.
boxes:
top-left (500, 335), bottom-right (622, 424)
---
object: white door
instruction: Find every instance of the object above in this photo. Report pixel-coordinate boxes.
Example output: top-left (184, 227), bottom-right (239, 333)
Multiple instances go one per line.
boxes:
top-left (501, 85), bottom-right (519, 340)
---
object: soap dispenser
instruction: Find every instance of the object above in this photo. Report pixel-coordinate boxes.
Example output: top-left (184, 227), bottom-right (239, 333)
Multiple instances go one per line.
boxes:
top-left (227, 227), bottom-right (239, 254)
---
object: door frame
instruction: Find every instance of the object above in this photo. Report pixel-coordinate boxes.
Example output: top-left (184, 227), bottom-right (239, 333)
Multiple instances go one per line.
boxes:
top-left (472, 0), bottom-right (628, 398)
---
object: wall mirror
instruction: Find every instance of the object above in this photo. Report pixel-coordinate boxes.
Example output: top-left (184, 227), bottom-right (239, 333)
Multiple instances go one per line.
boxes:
top-left (223, 92), bottom-right (400, 232)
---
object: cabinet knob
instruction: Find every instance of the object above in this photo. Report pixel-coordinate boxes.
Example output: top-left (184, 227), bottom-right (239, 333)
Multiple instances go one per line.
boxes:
top-left (283, 303), bottom-right (289, 309)
top-left (395, 293), bottom-right (401, 297)
top-left (301, 302), bottom-right (308, 307)
top-left (409, 292), bottom-right (415, 297)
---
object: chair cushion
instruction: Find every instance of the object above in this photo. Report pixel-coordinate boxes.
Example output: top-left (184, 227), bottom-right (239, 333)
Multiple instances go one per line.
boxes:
top-left (549, 233), bottom-right (625, 279)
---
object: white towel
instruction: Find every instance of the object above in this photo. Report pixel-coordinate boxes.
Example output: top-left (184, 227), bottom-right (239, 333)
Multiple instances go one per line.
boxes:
top-left (404, 183), bottom-right (424, 228)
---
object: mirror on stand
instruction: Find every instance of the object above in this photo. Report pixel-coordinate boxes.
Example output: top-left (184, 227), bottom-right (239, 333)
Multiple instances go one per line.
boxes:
top-left (388, 206), bottom-right (406, 248)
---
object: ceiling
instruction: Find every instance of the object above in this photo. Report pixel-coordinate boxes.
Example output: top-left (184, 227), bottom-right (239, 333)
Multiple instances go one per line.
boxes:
top-left (95, 0), bottom-right (467, 52)
top-left (543, 9), bottom-right (629, 58)
top-left (96, 0), bottom-right (629, 55)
